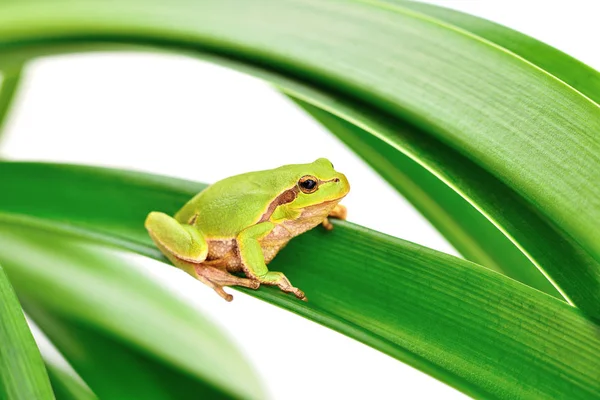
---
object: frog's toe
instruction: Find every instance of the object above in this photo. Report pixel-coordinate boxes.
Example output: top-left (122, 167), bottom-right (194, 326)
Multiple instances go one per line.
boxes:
top-left (249, 280), bottom-right (261, 290)
top-left (292, 288), bottom-right (307, 301)
top-left (322, 218), bottom-right (334, 231)
top-left (214, 287), bottom-right (234, 302)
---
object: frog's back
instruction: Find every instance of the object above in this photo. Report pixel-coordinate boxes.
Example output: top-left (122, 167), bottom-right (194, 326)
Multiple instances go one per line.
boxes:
top-left (175, 168), bottom-right (293, 238)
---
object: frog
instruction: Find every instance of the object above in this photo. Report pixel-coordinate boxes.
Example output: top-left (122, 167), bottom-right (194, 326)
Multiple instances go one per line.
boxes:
top-left (144, 158), bottom-right (350, 302)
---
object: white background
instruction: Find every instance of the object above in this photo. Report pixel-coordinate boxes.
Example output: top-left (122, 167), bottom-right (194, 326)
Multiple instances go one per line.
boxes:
top-left (2, 1), bottom-right (598, 399)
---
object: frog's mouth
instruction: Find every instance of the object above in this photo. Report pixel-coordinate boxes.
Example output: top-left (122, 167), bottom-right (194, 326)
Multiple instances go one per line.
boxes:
top-left (318, 176), bottom-right (350, 199)
top-left (303, 196), bottom-right (348, 214)
top-left (323, 193), bottom-right (349, 203)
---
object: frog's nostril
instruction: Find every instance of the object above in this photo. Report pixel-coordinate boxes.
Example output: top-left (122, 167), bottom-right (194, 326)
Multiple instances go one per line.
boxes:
top-left (334, 178), bottom-right (340, 183)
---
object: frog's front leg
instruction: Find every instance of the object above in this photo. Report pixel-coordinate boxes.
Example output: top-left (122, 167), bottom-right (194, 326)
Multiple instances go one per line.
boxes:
top-left (237, 222), bottom-right (307, 301)
top-left (322, 204), bottom-right (347, 231)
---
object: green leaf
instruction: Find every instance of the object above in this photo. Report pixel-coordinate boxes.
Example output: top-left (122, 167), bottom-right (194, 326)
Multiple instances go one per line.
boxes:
top-left (292, 97), bottom-right (561, 297)
top-left (394, 1), bottom-right (600, 105)
top-left (0, 0), bottom-right (597, 315)
top-left (289, 1), bottom-right (600, 300)
top-left (1, 162), bottom-right (599, 399)
top-left (279, 81), bottom-right (600, 311)
top-left (45, 363), bottom-right (96, 400)
top-left (23, 296), bottom-right (229, 400)
top-left (0, 63), bottom-right (23, 142)
top-left (0, 263), bottom-right (54, 400)
top-left (0, 0), bottom-right (597, 257)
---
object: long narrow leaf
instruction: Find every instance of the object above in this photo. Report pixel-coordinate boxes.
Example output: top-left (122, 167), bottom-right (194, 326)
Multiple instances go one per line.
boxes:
top-left (0, 263), bottom-right (54, 400)
top-left (22, 297), bottom-right (228, 400)
top-left (31, 322), bottom-right (98, 400)
top-left (0, 0), bottom-right (597, 315)
top-left (0, 0), bottom-right (597, 260)
top-left (45, 364), bottom-right (96, 400)
top-left (292, 98), bottom-right (560, 297)
top-left (0, 63), bottom-right (22, 142)
top-left (0, 162), bottom-right (598, 399)
top-left (395, 1), bottom-right (600, 105)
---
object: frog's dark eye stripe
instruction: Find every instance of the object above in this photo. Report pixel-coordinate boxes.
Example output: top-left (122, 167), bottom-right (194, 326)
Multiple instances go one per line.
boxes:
top-left (298, 175), bottom-right (319, 194)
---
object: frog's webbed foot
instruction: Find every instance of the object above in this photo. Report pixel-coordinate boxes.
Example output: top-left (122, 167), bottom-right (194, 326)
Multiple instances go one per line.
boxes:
top-left (194, 265), bottom-right (260, 302)
top-left (322, 204), bottom-right (347, 231)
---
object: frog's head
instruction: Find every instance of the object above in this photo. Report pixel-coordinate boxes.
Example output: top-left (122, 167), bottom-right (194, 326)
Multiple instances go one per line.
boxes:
top-left (284, 158), bottom-right (350, 209)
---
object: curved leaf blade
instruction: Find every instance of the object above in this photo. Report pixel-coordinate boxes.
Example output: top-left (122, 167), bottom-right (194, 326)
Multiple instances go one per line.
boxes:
top-left (1, 162), bottom-right (599, 399)
top-left (44, 362), bottom-right (96, 400)
top-left (0, 0), bottom-right (597, 315)
top-left (0, 0), bottom-right (597, 262)
top-left (0, 263), bottom-right (54, 400)
top-left (292, 97), bottom-right (560, 297)
top-left (395, 1), bottom-right (600, 105)
top-left (22, 295), bottom-right (229, 400)
top-left (0, 63), bottom-right (23, 143)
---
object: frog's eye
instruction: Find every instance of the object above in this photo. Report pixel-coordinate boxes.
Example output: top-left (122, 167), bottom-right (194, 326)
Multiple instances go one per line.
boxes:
top-left (298, 175), bottom-right (319, 194)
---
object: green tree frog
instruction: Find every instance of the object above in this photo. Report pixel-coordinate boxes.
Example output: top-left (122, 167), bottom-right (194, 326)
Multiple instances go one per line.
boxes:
top-left (145, 158), bottom-right (350, 302)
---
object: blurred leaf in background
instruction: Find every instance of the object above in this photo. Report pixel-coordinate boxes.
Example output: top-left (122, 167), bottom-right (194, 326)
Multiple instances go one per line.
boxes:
top-left (0, 263), bottom-right (54, 400)
top-left (0, 63), bottom-right (22, 139)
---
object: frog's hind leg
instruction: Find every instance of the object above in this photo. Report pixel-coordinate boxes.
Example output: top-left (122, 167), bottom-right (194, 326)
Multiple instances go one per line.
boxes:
top-left (194, 265), bottom-right (260, 302)
top-left (145, 211), bottom-right (259, 301)
top-left (145, 211), bottom-right (208, 263)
